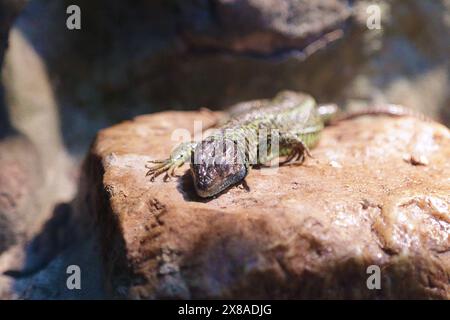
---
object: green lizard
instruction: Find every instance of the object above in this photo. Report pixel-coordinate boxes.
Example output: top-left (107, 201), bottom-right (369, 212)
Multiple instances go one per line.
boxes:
top-left (146, 91), bottom-right (425, 198)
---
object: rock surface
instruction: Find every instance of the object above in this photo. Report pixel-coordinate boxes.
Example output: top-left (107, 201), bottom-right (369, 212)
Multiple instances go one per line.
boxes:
top-left (4, 0), bottom-right (448, 161)
top-left (83, 110), bottom-right (450, 299)
top-left (179, 0), bottom-right (352, 54)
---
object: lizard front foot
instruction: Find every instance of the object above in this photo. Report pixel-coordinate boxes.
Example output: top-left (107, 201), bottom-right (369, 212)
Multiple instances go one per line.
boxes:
top-left (145, 159), bottom-right (183, 181)
top-left (145, 141), bottom-right (197, 182)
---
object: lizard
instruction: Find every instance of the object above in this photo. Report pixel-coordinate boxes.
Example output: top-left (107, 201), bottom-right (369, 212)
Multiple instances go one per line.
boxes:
top-left (145, 91), bottom-right (428, 198)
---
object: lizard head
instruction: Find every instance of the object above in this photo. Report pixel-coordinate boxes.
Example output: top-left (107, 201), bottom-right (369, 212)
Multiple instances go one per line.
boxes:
top-left (190, 137), bottom-right (248, 198)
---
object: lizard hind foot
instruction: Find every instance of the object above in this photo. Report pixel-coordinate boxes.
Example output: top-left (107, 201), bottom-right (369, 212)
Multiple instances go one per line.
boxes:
top-left (280, 143), bottom-right (312, 166)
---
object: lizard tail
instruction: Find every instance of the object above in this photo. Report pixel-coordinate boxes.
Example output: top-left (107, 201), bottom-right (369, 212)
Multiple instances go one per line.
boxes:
top-left (329, 104), bottom-right (433, 125)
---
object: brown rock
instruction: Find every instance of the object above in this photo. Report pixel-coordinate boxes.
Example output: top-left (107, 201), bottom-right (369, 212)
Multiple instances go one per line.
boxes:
top-left (83, 110), bottom-right (449, 299)
top-left (0, 134), bottom-right (43, 299)
top-left (0, 135), bottom-right (41, 251)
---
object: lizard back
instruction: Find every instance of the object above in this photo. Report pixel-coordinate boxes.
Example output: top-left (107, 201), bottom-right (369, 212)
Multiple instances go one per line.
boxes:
top-left (216, 91), bottom-right (324, 165)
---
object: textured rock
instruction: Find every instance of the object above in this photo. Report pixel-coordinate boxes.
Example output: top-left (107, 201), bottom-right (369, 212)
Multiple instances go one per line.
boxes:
top-left (83, 110), bottom-right (450, 299)
top-left (179, 0), bottom-right (352, 54)
top-left (0, 134), bottom-right (47, 299)
top-left (0, 200), bottom-right (106, 299)
top-left (0, 135), bottom-right (41, 247)
top-left (4, 0), bottom-right (449, 161)
top-left (0, 1), bottom-right (77, 298)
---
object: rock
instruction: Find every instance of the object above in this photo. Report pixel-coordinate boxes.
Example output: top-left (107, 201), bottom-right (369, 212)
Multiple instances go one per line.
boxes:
top-left (0, 1), bottom-right (76, 297)
top-left (4, 0), bottom-right (449, 163)
top-left (0, 135), bottom-right (42, 249)
top-left (82, 110), bottom-right (450, 299)
top-left (9, 233), bottom-right (106, 300)
top-left (0, 134), bottom-right (42, 299)
top-left (3, 26), bottom-right (77, 205)
top-left (179, 0), bottom-right (352, 54)
top-left (0, 197), bottom-right (106, 299)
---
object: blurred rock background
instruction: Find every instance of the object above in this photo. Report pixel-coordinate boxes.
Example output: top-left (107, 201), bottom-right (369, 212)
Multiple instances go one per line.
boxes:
top-left (0, 0), bottom-right (449, 298)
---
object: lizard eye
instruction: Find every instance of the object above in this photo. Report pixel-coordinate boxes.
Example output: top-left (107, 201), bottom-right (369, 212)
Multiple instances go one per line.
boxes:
top-left (190, 138), bottom-right (247, 198)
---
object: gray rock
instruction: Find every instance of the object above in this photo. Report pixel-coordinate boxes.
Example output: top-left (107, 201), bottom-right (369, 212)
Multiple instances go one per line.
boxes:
top-left (179, 0), bottom-right (352, 55)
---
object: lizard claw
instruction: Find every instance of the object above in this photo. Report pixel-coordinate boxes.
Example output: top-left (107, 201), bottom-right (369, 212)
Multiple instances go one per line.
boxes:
top-left (146, 159), bottom-right (173, 180)
top-left (281, 143), bottom-right (312, 166)
top-left (147, 159), bottom-right (166, 164)
top-left (146, 158), bottom-right (186, 181)
top-left (146, 142), bottom-right (196, 182)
